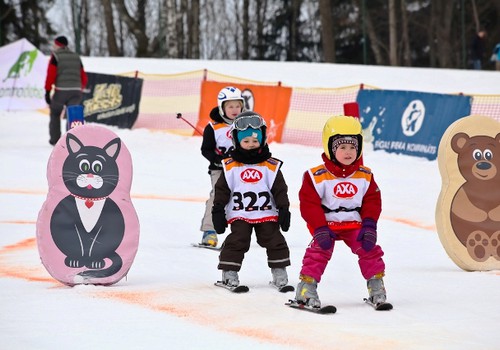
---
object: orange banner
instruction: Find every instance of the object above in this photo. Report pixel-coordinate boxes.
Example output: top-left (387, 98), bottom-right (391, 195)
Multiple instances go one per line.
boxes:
top-left (196, 81), bottom-right (292, 143)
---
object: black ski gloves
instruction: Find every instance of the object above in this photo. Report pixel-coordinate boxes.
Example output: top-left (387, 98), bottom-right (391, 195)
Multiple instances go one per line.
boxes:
top-left (278, 207), bottom-right (291, 232)
top-left (44, 91), bottom-right (51, 105)
top-left (212, 204), bottom-right (227, 234)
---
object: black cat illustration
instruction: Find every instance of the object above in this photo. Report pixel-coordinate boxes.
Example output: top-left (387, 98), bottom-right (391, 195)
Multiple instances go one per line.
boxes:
top-left (50, 133), bottom-right (125, 279)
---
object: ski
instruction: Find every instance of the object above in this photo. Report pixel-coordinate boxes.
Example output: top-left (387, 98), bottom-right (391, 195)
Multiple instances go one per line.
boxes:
top-left (363, 298), bottom-right (393, 311)
top-left (214, 281), bottom-right (249, 293)
top-left (285, 299), bottom-right (337, 314)
top-left (191, 243), bottom-right (221, 251)
top-left (269, 282), bottom-right (295, 293)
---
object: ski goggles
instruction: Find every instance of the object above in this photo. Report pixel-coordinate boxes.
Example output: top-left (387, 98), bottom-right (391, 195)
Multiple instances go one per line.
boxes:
top-left (233, 114), bottom-right (266, 131)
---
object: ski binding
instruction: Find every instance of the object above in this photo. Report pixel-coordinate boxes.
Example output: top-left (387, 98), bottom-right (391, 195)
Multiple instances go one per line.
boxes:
top-left (285, 299), bottom-right (337, 314)
top-left (364, 298), bottom-right (393, 311)
top-left (269, 282), bottom-right (295, 293)
top-left (214, 281), bottom-right (249, 293)
top-left (191, 243), bottom-right (221, 251)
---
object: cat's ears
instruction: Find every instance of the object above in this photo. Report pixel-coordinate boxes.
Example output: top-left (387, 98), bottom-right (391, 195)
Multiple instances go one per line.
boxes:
top-left (103, 138), bottom-right (121, 159)
top-left (66, 133), bottom-right (84, 154)
top-left (66, 133), bottom-right (121, 160)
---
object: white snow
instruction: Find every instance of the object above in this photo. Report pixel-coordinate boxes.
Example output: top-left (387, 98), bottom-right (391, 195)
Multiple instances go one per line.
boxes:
top-left (1, 59), bottom-right (499, 350)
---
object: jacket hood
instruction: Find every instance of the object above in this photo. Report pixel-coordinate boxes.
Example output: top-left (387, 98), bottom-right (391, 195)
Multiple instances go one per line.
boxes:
top-left (209, 106), bottom-right (225, 123)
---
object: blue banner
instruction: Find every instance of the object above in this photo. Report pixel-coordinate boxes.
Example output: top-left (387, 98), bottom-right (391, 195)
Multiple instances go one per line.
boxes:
top-left (357, 90), bottom-right (472, 160)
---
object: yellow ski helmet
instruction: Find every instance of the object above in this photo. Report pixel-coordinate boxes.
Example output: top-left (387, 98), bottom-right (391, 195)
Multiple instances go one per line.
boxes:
top-left (322, 115), bottom-right (363, 161)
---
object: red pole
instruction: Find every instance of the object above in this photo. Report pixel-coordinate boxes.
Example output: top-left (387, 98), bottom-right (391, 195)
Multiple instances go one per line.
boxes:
top-left (176, 113), bottom-right (203, 136)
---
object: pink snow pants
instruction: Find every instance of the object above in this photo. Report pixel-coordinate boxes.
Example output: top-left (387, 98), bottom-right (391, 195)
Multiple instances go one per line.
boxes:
top-left (299, 228), bottom-right (385, 282)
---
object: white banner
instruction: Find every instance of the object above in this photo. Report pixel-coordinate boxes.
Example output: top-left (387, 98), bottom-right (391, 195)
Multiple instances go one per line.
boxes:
top-left (0, 38), bottom-right (49, 110)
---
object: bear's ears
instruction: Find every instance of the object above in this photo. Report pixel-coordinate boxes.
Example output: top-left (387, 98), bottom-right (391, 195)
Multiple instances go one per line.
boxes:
top-left (451, 132), bottom-right (500, 153)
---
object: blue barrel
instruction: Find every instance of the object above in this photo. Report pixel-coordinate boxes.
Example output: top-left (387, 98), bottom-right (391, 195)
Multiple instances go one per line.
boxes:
top-left (66, 105), bottom-right (84, 130)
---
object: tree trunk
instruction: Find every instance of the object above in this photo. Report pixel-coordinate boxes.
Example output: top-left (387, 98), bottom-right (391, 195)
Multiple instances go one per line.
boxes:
top-left (189, 0), bottom-right (200, 58)
top-left (400, 0), bottom-right (411, 66)
top-left (288, 0), bottom-right (302, 61)
top-left (102, 0), bottom-right (120, 56)
top-left (165, 0), bottom-right (178, 58)
top-left (113, 0), bottom-right (150, 57)
top-left (256, 0), bottom-right (266, 59)
top-left (319, 0), bottom-right (335, 63)
top-left (433, 1), bottom-right (455, 68)
top-left (364, 4), bottom-right (385, 65)
top-left (242, 0), bottom-right (249, 59)
top-left (388, 0), bottom-right (398, 65)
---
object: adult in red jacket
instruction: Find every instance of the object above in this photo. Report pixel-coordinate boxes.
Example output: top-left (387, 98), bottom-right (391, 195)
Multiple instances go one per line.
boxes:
top-left (44, 36), bottom-right (88, 145)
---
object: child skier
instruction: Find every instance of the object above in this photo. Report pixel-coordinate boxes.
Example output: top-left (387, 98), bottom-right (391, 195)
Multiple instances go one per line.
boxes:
top-left (292, 115), bottom-right (390, 310)
top-left (199, 86), bottom-right (245, 247)
top-left (212, 111), bottom-right (292, 290)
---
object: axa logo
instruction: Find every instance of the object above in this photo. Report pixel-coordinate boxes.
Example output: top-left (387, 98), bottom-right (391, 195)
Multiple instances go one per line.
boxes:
top-left (241, 168), bottom-right (262, 183)
top-left (333, 182), bottom-right (358, 198)
top-left (3, 49), bottom-right (38, 82)
top-left (401, 100), bottom-right (425, 137)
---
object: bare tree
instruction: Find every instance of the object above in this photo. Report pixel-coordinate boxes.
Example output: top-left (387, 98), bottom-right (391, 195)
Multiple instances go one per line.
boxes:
top-left (362, 1), bottom-right (385, 65)
top-left (102, 0), bottom-right (120, 56)
top-left (165, 0), bottom-right (178, 58)
top-left (400, 0), bottom-right (411, 66)
top-left (388, 0), bottom-right (397, 65)
top-left (319, 0), bottom-right (335, 63)
top-left (288, 0), bottom-right (302, 61)
top-left (242, 0), bottom-right (250, 59)
top-left (114, 0), bottom-right (149, 56)
top-left (188, 0), bottom-right (200, 58)
top-left (431, 1), bottom-right (455, 68)
top-left (255, 0), bottom-right (267, 59)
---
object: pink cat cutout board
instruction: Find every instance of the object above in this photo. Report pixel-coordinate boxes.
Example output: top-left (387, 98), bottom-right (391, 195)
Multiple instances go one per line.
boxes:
top-left (36, 125), bottom-right (140, 286)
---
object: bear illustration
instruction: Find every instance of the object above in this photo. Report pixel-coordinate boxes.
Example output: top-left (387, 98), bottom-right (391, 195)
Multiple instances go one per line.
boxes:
top-left (450, 132), bottom-right (500, 262)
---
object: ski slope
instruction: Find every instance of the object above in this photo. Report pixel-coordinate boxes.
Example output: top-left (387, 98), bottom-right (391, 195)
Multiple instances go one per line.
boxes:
top-left (1, 58), bottom-right (499, 350)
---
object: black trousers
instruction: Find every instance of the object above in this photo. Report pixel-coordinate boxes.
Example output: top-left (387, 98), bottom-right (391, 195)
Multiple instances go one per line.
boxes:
top-left (49, 90), bottom-right (82, 144)
top-left (218, 220), bottom-right (290, 271)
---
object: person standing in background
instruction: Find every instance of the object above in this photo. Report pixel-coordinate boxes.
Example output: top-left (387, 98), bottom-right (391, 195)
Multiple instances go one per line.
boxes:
top-left (491, 41), bottom-right (500, 71)
top-left (470, 28), bottom-right (487, 70)
top-left (44, 36), bottom-right (88, 145)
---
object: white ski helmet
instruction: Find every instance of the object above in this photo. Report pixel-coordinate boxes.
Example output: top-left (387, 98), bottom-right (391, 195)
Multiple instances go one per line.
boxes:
top-left (217, 86), bottom-right (245, 122)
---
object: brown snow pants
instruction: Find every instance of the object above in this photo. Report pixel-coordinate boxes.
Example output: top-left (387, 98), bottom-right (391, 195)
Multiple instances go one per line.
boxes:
top-left (218, 220), bottom-right (290, 271)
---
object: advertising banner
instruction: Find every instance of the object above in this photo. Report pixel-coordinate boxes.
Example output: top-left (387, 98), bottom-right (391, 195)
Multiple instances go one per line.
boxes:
top-left (82, 72), bottom-right (143, 129)
top-left (0, 39), bottom-right (48, 110)
top-left (357, 90), bottom-right (472, 160)
top-left (197, 81), bottom-right (292, 143)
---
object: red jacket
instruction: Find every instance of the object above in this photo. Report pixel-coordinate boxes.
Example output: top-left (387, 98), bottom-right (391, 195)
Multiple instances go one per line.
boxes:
top-left (44, 52), bottom-right (88, 92)
top-left (299, 153), bottom-right (382, 232)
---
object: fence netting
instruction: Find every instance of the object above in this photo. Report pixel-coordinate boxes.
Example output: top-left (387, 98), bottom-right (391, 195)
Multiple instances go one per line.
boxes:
top-left (122, 70), bottom-right (500, 146)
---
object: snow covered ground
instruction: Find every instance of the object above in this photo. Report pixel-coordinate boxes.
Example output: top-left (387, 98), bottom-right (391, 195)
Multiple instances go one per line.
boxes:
top-left (1, 59), bottom-right (499, 350)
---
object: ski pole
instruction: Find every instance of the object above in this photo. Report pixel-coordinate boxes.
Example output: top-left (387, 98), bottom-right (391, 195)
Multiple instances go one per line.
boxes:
top-left (176, 113), bottom-right (203, 136)
top-left (176, 113), bottom-right (224, 156)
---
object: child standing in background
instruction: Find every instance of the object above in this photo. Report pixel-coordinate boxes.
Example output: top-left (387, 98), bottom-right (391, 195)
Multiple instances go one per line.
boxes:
top-left (292, 115), bottom-right (391, 310)
top-left (199, 87), bottom-right (245, 247)
top-left (212, 111), bottom-right (292, 291)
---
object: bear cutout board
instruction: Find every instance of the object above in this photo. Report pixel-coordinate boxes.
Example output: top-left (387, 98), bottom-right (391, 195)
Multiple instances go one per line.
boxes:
top-left (36, 124), bottom-right (140, 286)
top-left (436, 114), bottom-right (500, 271)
